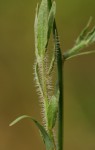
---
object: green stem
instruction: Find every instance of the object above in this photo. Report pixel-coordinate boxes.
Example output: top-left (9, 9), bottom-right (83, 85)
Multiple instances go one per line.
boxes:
top-left (53, 27), bottom-right (64, 150)
top-left (57, 52), bottom-right (64, 150)
top-left (64, 50), bottom-right (95, 61)
top-left (64, 41), bottom-right (87, 59)
top-left (48, 1), bottom-right (64, 149)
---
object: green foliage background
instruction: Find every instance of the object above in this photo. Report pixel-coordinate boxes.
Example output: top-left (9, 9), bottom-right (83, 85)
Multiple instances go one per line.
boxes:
top-left (0, 0), bottom-right (95, 149)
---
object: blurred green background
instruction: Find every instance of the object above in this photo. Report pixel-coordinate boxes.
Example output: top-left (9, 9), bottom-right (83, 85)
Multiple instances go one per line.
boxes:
top-left (0, 0), bottom-right (95, 149)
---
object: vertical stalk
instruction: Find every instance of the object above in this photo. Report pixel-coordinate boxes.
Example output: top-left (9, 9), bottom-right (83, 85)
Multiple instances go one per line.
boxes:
top-left (57, 44), bottom-right (64, 150)
top-left (48, 0), bottom-right (64, 149)
top-left (53, 25), bottom-right (64, 150)
top-left (57, 56), bottom-right (64, 150)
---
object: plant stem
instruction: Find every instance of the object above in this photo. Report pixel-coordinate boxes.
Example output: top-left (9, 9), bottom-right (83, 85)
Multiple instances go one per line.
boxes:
top-left (48, 0), bottom-right (64, 148)
top-left (64, 50), bottom-right (95, 60)
top-left (64, 41), bottom-right (87, 59)
top-left (53, 26), bottom-right (64, 150)
top-left (57, 47), bottom-right (64, 150)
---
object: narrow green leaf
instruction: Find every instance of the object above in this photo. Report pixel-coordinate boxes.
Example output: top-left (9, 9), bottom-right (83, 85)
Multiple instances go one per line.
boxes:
top-left (76, 17), bottom-right (92, 45)
top-left (47, 90), bottom-right (59, 129)
top-left (64, 20), bottom-right (95, 59)
top-left (86, 26), bottom-right (95, 44)
top-left (48, 1), bottom-right (56, 40)
top-left (32, 119), bottom-right (54, 150)
top-left (10, 115), bottom-right (54, 150)
top-left (9, 115), bottom-right (28, 126)
top-left (48, 48), bottom-right (55, 75)
top-left (65, 50), bottom-right (95, 60)
top-left (37, 0), bottom-right (49, 57)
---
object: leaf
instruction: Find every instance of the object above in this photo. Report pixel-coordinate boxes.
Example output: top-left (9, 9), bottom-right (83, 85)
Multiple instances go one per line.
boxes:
top-left (48, 48), bottom-right (55, 75)
top-left (47, 90), bottom-right (59, 129)
top-left (9, 115), bottom-right (28, 126)
top-left (65, 50), bottom-right (95, 60)
top-left (86, 26), bottom-right (95, 44)
top-left (76, 17), bottom-right (92, 45)
top-left (9, 115), bottom-right (54, 150)
top-left (64, 17), bottom-right (95, 59)
top-left (48, 1), bottom-right (56, 40)
top-left (75, 17), bottom-right (95, 50)
top-left (37, 0), bottom-right (49, 58)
